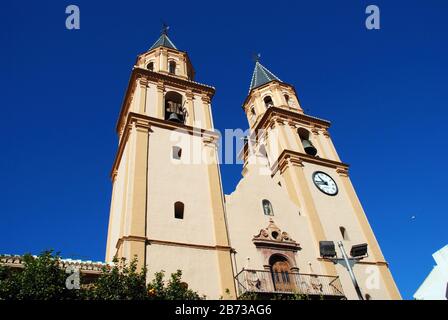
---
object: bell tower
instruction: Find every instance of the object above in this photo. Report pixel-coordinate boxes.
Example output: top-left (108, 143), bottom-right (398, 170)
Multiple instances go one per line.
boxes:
top-left (105, 29), bottom-right (236, 299)
top-left (238, 58), bottom-right (401, 299)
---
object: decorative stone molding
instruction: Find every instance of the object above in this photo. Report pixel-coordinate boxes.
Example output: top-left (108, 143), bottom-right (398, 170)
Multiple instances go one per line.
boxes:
top-left (201, 94), bottom-right (211, 104)
top-left (185, 90), bottom-right (194, 100)
top-left (138, 76), bottom-right (149, 87)
top-left (276, 153), bottom-right (304, 175)
top-left (156, 81), bottom-right (165, 92)
top-left (111, 169), bottom-right (118, 182)
top-left (130, 117), bottom-right (152, 133)
top-left (252, 219), bottom-right (301, 271)
top-left (271, 149), bottom-right (349, 176)
top-left (254, 107), bottom-right (331, 135)
top-left (336, 167), bottom-right (349, 177)
top-left (202, 135), bottom-right (218, 148)
top-left (253, 218), bottom-right (300, 251)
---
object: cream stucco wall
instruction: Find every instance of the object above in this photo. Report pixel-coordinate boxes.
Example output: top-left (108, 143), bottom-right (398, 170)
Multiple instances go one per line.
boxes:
top-left (226, 160), bottom-right (396, 299)
top-left (145, 127), bottom-right (216, 245)
top-left (226, 162), bottom-right (325, 276)
top-left (146, 244), bottom-right (223, 299)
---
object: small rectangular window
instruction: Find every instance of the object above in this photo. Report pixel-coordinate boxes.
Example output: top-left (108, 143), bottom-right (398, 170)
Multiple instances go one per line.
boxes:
top-left (172, 146), bottom-right (182, 160)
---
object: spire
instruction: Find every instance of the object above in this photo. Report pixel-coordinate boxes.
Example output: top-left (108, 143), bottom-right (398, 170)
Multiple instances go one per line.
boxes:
top-left (149, 24), bottom-right (178, 50)
top-left (249, 57), bottom-right (282, 91)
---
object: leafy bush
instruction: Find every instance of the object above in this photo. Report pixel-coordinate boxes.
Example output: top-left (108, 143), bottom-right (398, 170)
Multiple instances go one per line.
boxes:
top-left (147, 270), bottom-right (204, 300)
top-left (0, 251), bottom-right (203, 300)
top-left (0, 250), bottom-right (79, 300)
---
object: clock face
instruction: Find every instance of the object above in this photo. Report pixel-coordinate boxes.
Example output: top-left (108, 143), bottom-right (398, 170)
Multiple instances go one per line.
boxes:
top-left (313, 171), bottom-right (338, 196)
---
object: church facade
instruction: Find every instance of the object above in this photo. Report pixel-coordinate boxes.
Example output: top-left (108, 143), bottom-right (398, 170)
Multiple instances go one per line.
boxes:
top-left (105, 30), bottom-right (401, 300)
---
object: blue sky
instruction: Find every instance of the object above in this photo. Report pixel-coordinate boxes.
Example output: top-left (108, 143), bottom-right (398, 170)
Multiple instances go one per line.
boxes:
top-left (1, 1), bottom-right (447, 299)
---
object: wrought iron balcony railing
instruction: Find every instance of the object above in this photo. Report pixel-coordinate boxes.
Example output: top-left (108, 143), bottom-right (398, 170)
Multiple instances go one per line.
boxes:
top-left (235, 269), bottom-right (345, 298)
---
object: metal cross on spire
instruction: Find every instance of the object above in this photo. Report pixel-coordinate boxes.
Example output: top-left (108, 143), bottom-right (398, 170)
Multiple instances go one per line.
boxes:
top-left (161, 22), bottom-right (170, 35)
top-left (252, 53), bottom-right (261, 63)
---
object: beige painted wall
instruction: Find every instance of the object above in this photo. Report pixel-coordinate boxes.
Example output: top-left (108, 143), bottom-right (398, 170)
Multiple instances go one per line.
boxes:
top-left (226, 162), bottom-right (326, 276)
top-left (146, 244), bottom-right (223, 299)
top-left (145, 127), bottom-right (216, 245)
top-left (226, 156), bottom-right (398, 299)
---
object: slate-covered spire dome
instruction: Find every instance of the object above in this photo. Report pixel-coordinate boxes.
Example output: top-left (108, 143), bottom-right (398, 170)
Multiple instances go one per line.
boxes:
top-left (149, 25), bottom-right (178, 50)
top-left (249, 60), bottom-right (282, 91)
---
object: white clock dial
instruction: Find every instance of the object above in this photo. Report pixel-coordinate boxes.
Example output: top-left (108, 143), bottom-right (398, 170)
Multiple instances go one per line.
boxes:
top-left (313, 172), bottom-right (338, 196)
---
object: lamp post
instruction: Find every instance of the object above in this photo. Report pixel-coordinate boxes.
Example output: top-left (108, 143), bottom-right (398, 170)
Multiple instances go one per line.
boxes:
top-left (337, 241), bottom-right (364, 300)
top-left (319, 240), bottom-right (368, 300)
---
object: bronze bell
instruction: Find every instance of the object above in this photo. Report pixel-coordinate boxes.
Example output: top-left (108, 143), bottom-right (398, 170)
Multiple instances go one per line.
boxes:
top-left (302, 139), bottom-right (317, 156)
top-left (168, 112), bottom-right (182, 123)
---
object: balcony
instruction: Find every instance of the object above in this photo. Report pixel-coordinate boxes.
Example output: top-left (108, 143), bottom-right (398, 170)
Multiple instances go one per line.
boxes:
top-left (235, 269), bottom-right (345, 299)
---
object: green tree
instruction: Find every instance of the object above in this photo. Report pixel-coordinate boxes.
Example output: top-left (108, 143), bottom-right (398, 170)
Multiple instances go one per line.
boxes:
top-left (83, 257), bottom-right (148, 300)
top-left (147, 270), bottom-right (204, 300)
top-left (0, 250), bottom-right (79, 300)
top-left (0, 251), bottom-right (203, 300)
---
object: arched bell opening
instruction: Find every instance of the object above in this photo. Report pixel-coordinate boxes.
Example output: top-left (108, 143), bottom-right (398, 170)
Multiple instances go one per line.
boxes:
top-left (263, 95), bottom-right (274, 109)
top-left (164, 91), bottom-right (185, 124)
top-left (169, 61), bottom-right (176, 74)
top-left (297, 128), bottom-right (317, 156)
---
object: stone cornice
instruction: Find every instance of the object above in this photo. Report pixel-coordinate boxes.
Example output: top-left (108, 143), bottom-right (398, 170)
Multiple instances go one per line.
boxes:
top-left (111, 112), bottom-right (220, 179)
top-left (254, 107), bottom-right (331, 133)
top-left (116, 236), bottom-right (232, 252)
top-left (271, 150), bottom-right (350, 176)
top-left (115, 67), bottom-right (215, 134)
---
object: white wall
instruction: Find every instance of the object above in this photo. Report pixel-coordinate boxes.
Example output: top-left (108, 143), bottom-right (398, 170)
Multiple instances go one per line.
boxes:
top-left (414, 245), bottom-right (448, 300)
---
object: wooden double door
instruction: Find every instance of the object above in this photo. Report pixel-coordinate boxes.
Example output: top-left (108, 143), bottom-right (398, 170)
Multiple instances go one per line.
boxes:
top-left (270, 256), bottom-right (295, 292)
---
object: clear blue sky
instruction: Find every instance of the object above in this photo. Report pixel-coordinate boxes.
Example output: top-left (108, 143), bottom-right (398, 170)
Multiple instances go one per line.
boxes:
top-left (1, 1), bottom-right (447, 299)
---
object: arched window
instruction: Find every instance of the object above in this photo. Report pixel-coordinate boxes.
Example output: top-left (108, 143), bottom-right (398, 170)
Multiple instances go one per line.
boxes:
top-left (169, 61), bottom-right (176, 74)
top-left (262, 199), bottom-right (274, 216)
top-left (250, 106), bottom-right (256, 117)
top-left (164, 91), bottom-right (184, 123)
top-left (297, 128), bottom-right (317, 156)
top-left (284, 94), bottom-right (294, 107)
top-left (147, 62), bottom-right (154, 71)
top-left (263, 96), bottom-right (274, 108)
top-left (174, 201), bottom-right (184, 219)
top-left (340, 226), bottom-right (349, 240)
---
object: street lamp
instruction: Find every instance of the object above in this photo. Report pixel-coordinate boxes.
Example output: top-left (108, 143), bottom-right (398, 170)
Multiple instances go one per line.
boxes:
top-left (319, 240), bottom-right (368, 300)
top-left (350, 243), bottom-right (368, 258)
top-left (319, 241), bottom-right (336, 258)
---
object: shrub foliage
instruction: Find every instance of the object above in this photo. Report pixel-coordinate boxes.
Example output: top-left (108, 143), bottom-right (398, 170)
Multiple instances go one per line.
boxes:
top-left (0, 250), bottom-right (203, 300)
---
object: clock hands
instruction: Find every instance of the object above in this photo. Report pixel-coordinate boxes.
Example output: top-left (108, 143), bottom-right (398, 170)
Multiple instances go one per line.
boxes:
top-left (315, 176), bottom-right (328, 186)
top-left (314, 172), bottom-right (337, 195)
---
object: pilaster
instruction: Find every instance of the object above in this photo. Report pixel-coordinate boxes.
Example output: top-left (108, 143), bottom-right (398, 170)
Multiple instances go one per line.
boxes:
top-left (203, 137), bottom-right (237, 298)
